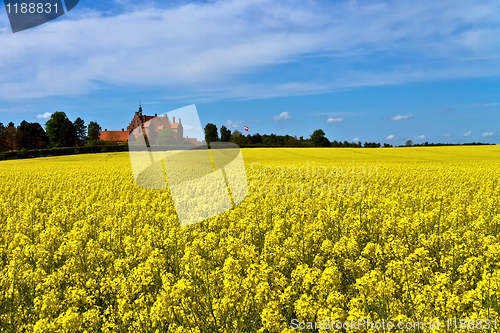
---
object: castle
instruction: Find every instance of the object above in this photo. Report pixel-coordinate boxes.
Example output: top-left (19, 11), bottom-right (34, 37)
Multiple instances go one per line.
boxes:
top-left (99, 105), bottom-right (201, 145)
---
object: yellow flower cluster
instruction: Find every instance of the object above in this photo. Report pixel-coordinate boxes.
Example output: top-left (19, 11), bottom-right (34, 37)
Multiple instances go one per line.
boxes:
top-left (0, 146), bottom-right (499, 332)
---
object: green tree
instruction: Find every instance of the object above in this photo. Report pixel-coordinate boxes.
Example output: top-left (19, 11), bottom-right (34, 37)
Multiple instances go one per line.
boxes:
top-left (0, 123), bottom-right (6, 151)
top-left (45, 112), bottom-right (77, 147)
top-left (262, 134), bottom-right (276, 146)
top-left (406, 140), bottom-right (413, 147)
top-left (4, 124), bottom-right (22, 151)
top-left (18, 121), bottom-right (47, 149)
top-left (269, 134), bottom-right (277, 145)
top-left (250, 133), bottom-right (262, 144)
top-left (204, 123), bottom-right (219, 144)
top-left (60, 119), bottom-right (78, 147)
top-left (286, 135), bottom-right (300, 146)
top-left (87, 121), bottom-right (102, 142)
top-left (155, 128), bottom-right (184, 146)
top-left (73, 117), bottom-right (87, 142)
top-left (229, 130), bottom-right (245, 145)
top-left (220, 125), bottom-right (231, 142)
top-left (309, 129), bottom-right (330, 147)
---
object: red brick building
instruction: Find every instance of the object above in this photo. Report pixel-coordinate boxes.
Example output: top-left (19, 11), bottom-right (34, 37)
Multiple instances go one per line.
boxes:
top-left (99, 105), bottom-right (200, 145)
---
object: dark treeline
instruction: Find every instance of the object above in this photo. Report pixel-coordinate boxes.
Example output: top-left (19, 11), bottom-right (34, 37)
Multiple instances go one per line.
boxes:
top-left (0, 111), bottom-right (108, 153)
top-left (204, 124), bottom-right (496, 148)
top-left (205, 124), bottom-right (384, 148)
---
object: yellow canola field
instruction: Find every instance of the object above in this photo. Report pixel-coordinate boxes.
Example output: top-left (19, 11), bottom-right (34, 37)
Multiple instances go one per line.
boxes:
top-left (0, 146), bottom-right (500, 332)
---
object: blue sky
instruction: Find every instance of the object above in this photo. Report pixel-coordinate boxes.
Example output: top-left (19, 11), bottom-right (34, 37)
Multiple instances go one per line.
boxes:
top-left (0, 0), bottom-right (499, 144)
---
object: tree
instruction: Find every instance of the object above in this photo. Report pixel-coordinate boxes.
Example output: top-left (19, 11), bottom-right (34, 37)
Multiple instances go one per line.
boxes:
top-left (229, 130), bottom-right (245, 145)
top-left (128, 134), bottom-right (149, 147)
top-left (262, 134), bottom-right (277, 146)
top-left (287, 135), bottom-right (300, 146)
top-left (0, 123), bottom-right (5, 151)
top-left (45, 112), bottom-right (77, 147)
top-left (4, 124), bottom-right (22, 151)
top-left (156, 128), bottom-right (184, 146)
top-left (406, 140), bottom-right (413, 147)
top-left (250, 133), bottom-right (262, 144)
top-left (310, 129), bottom-right (330, 147)
top-left (270, 134), bottom-right (277, 145)
top-left (73, 117), bottom-right (87, 142)
top-left (220, 125), bottom-right (232, 142)
top-left (88, 121), bottom-right (102, 142)
top-left (18, 121), bottom-right (47, 149)
top-left (60, 119), bottom-right (78, 147)
top-left (204, 123), bottom-right (218, 144)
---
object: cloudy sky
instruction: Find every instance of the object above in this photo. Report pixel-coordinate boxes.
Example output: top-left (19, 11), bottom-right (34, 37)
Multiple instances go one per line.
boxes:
top-left (1, 0), bottom-right (499, 144)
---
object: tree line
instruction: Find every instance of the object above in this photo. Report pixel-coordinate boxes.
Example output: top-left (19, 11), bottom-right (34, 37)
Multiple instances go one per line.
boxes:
top-left (204, 123), bottom-right (495, 148)
top-left (204, 124), bottom-right (387, 147)
top-left (0, 112), bottom-right (104, 152)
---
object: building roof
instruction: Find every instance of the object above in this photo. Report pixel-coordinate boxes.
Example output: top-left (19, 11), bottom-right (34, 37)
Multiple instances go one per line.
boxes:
top-left (156, 116), bottom-right (172, 127)
top-left (140, 115), bottom-right (154, 122)
top-left (99, 130), bottom-right (129, 142)
top-left (185, 137), bottom-right (202, 145)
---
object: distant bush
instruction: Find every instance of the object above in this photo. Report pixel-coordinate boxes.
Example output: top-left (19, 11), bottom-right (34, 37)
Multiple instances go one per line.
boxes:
top-left (88, 140), bottom-right (118, 146)
top-left (17, 148), bottom-right (28, 158)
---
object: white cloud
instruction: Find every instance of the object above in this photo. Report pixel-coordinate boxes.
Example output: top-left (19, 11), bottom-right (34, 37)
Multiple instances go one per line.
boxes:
top-left (0, 0), bottom-right (499, 100)
top-left (223, 119), bottom-right (260, 128)
top-left (35, 112), bottom-right (52, 119)
top-left (271, 112), bottom-right (292, 121)
top-left (414, 135), bottom-right (426, 140)
top-left (437, 107), bottom-right (453, 111)
top-left (464, 131), bottom-right (473, 137)
top-left (183, 125), bottom-right (202, 131)
top-left (482, 132), bottom-right (494, 137)
top-left (443, 133), bottom-right (451, 137)
top-left (224, 120), bottom-right (244, 128)
top-left (353, 137), bottom-right (360, 142)
top-left (389, 114), bottom-right (414, 121)
top-left (326, 117), bottom-right (344, 123)
top-left (386, 134), bottom-right (396, 140)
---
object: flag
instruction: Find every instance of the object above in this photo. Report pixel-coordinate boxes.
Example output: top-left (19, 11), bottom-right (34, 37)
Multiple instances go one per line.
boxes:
top-left (244, 126), bottom-right (249, 131)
